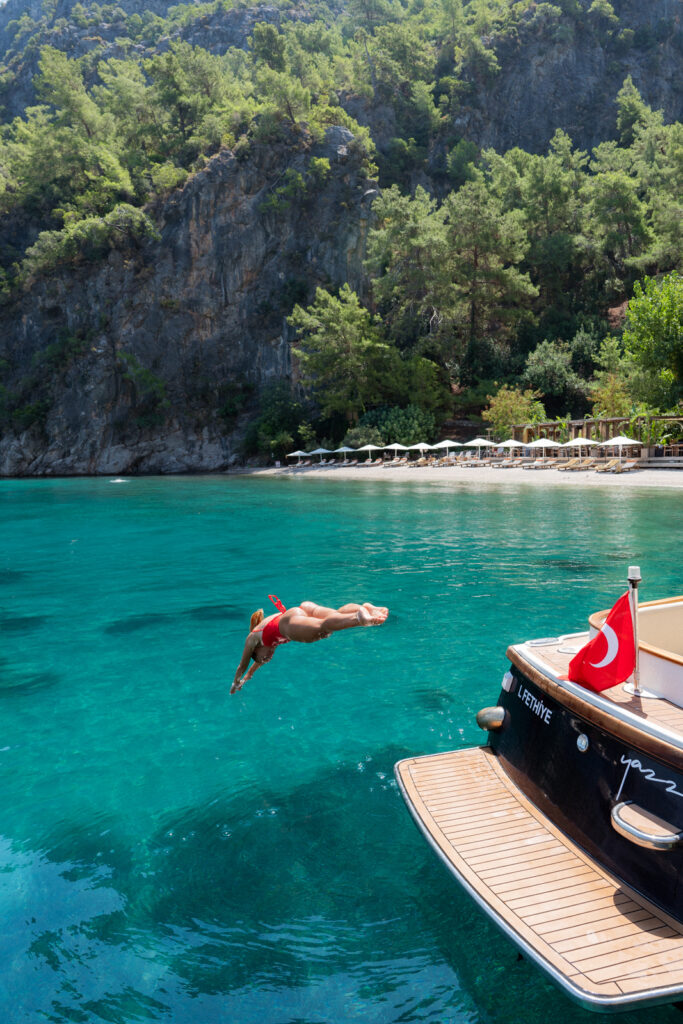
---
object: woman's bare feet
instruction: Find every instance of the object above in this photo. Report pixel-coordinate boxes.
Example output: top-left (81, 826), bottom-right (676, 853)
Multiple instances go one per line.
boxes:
top-left (357, 603), bottom-right (389, 625)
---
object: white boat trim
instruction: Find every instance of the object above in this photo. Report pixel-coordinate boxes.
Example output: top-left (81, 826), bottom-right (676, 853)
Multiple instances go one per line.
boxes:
top-left (514, 641), bottom-right (683, 754)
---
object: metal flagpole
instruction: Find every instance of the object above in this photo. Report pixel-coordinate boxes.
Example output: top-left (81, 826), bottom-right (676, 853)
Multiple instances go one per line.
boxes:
top-left (628, 565), bottom-right (641, 695)
top-left (623, 565), bottom-right (662, 699)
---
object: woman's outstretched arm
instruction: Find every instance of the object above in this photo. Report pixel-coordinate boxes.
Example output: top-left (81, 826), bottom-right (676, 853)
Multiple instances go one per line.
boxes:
top-left (231, 634), bottom-right (259, 693)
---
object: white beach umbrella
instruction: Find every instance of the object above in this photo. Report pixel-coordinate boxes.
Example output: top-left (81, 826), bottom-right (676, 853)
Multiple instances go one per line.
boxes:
top-left (497, 439), bottom-right (522, 449)
top-left (527, 438), bottom-right (561, 450)
top-left (562, 436), bottom-right (599, 457)
top-left (407, 442), bottom-right (432, 450)
top-left (334, 446), bottom-right (355, 453)
top-left (356, 442), bottom-right (381, 461)
top-left (599, 435), bottom-right (643, 458)
top-left (286, 448), bottom-right (309, 464)
top-left (431, 439), bottom-right (461, 450)
top-left (309, 446), bottom-right (332, 462)
top-left (563, 437), bottom-right (599, 447)
top-left (383, 442), bottom-right (409, 452)
top-left (464, 437), bottom-right (495, 460)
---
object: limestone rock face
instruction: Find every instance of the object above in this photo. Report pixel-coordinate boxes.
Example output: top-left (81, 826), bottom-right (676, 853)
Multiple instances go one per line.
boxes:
top-left (0, 129), bottom-right (375, 476)
top-left (457, 0), bottom-right (682, 154)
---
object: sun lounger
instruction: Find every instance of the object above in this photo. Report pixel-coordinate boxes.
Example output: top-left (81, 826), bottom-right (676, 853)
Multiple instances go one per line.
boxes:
top-left (566, 457), bottom-right (597, 471)
top-left (595, 458), bottom-right (620, 473)
top-left (557, 457), bottom-right (581, 472)
top-left (612, 459), bottom-right (641, 473)
top-left (523, 458), bottom-right (552, 470)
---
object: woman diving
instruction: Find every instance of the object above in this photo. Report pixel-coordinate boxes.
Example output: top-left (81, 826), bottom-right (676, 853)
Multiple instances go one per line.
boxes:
top-left (231, 597), bottom-right (389, 694)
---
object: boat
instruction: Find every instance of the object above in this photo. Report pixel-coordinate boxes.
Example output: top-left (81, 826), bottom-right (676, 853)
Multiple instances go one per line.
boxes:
top-left (395, 568), bottom-right (683, 1012)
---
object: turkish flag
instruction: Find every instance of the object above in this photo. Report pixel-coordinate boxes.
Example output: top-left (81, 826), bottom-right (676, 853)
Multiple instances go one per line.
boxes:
top-left (568, 592), bottom-right (635, 692)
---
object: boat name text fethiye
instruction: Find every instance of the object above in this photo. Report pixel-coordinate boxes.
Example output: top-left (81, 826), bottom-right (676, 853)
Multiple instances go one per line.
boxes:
top-left (516, 683), bottom-right (553, 724)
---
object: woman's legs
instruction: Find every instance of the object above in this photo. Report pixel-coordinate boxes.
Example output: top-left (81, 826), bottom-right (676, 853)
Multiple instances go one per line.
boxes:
top-left (300, 601), bottom-right (389, 620)
top-left (280, 601), bottom-right (388, 643)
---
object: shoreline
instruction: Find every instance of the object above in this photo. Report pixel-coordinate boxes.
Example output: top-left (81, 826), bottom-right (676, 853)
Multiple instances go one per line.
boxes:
top-left (245, 463), bottom-right (683, 489)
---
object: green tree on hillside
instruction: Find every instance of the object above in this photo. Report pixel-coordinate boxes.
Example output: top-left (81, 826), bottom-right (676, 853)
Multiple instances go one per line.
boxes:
top-left (289, 285), bottom-right (397, 422)
top-left (366, 185), bottom-right (444, 349)
top-left (522, 339), bottom-right (588, 416)
top-left (590, 336), bottom-right (633, 417)
top-left (439, 178), bottom-right (538, 362)
top-left (622, 272), bottom-right (683, 403)
top-left (482, 384), bottom-right (546, 438)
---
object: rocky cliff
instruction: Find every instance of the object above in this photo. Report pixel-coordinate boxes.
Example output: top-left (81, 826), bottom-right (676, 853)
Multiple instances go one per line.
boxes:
top-left (0, 125), bottom-right (375, 475)
top-left (2, 0), bottom-right (680, 153)
top-left (462, 0), bottom-right (682, 154)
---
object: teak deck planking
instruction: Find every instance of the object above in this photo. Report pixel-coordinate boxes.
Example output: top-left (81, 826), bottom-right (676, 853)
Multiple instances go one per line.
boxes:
top-left (396, 746), bottom-right (683, 1007)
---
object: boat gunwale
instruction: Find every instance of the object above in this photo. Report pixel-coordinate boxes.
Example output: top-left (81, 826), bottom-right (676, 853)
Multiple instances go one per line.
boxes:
top-left (507, 645), bottom-right (683, 770)
top-left (589, 595), bottom-right (683, 668)
top-left (395, 748), bottom-right (683, 1012)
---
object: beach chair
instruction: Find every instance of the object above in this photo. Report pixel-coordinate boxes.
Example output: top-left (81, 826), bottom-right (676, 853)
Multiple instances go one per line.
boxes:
top-left (523, 458), bottom-right (551, 470)
top-left (557, 458), bottom-right (580, 472)
top-left (595, 458), bottom-right (620, 473)
top-left (613, 459), bottom-right (641, 473)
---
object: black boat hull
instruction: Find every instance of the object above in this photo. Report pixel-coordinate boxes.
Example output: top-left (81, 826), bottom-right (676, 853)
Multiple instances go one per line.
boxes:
top-left (489, 665), bottom-right (683, 920)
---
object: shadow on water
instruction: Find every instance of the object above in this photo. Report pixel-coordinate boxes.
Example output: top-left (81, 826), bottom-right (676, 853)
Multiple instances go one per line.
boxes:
top-left (0, 657), bottom-right (60, 697)
top-left (103, 606), bottom-right (239, 636)
top-left (19, 746), bottom-right (676, 1024)
top-left (182, 603), bottom-right (240, 622)
top-left (412, 687), bottom-right (455, 713)
top-left (0, 569), bottom-right (29, 585)
top-left (0, 613), bottom-right (48, 633)
top-left (103, 612), bottom-right (177, 635)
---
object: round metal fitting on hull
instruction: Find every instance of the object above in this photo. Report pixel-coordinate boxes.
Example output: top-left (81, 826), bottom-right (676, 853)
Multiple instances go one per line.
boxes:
top-left (476, 706), bottom-right (506, 731)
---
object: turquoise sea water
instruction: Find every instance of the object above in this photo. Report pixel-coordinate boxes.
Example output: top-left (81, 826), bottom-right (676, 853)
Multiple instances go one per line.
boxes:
top-left (2, 474), bottom-right (683, 1024)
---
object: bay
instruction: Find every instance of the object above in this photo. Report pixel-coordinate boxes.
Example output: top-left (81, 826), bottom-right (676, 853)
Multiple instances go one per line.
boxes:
top-left (1, 475), bottom-right (681, 1024)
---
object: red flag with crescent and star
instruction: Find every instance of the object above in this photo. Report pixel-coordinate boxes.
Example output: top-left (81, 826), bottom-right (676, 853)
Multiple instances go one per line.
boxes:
top-left (567, 592), bottom-right (635, 692)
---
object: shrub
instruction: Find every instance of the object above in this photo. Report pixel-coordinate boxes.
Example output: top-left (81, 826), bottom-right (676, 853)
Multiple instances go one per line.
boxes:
top-left (342, 425), bottom-right (385, 448)
top-left (357, 404), bottom-right (436, 445)
top-left (20, 205), bottom-right (159, 281)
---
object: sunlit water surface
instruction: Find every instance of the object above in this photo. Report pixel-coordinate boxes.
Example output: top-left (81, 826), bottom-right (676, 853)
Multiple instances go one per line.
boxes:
top-left (2, 474), bottom-right (682, 1024)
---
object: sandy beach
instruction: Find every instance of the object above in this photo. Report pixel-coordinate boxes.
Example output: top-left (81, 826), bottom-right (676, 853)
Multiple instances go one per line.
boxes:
top-left (250, 463), bottom-right (683, 489)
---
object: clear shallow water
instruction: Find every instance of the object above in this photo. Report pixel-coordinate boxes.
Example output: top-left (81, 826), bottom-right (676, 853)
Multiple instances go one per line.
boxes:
top-left (1, 474), bottom-right (682, 1024)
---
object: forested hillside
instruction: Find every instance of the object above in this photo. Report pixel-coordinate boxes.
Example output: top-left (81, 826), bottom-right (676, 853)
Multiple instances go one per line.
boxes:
top-left (0, 0), bottom-right (681, 473)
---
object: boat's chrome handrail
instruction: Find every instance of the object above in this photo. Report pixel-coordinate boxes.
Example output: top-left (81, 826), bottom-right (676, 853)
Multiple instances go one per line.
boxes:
top-left (611, 801), bottom-right (683, 851)
top-left (514, 642), bottom-right (683, 754)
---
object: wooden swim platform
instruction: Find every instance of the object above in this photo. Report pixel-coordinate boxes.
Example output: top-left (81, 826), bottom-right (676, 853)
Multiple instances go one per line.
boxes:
top-left (395, 746), bottom-right (683, 1011)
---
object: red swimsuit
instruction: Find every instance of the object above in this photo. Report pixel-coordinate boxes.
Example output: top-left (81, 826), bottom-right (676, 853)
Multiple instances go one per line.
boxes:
top-left (261, 614), bottom-right (289, 648)
top-left (257, 595), bottom-right (289, 649)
